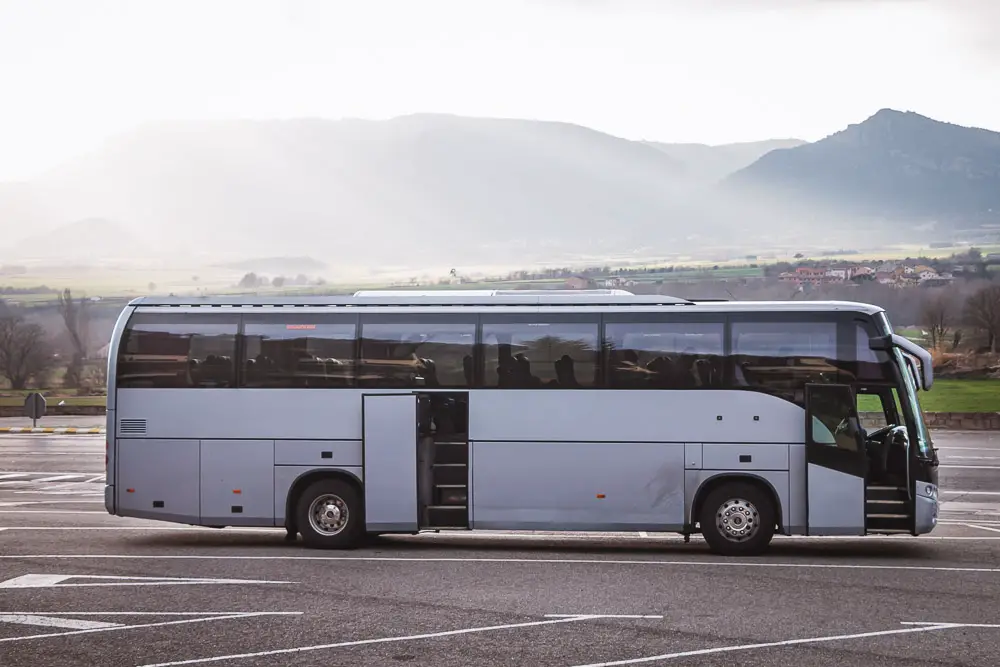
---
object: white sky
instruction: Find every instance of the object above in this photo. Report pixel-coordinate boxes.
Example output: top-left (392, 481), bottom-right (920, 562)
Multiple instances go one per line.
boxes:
top-left (0, 0), bottom-right (998, 180)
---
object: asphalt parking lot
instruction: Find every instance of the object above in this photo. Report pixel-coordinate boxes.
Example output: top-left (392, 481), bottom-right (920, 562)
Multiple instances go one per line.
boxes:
top-left (2, 428), bottom-right (999, 666)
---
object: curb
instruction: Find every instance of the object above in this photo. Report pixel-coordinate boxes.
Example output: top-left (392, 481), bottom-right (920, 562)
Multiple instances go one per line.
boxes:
top-left (0, 427), bottom-right (105, 435)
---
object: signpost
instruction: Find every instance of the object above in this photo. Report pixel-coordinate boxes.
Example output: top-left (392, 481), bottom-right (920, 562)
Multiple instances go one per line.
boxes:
top-left (23, 393), bottom-right (46, 428)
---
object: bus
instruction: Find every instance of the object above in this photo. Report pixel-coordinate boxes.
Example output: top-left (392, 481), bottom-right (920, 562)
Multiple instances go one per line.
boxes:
top-left (102, 289), bottom-right (939, 556)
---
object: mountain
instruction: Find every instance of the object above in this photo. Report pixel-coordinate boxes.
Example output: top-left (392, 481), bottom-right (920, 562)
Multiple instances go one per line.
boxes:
top-left (643, 138), bottom-right (808, 183)
top-left (11, 113), bottom-right (733, 267)
top-left (725, 109), bottom-right (1000, 228)
top-left (1, 109), bottom-right (996, 271)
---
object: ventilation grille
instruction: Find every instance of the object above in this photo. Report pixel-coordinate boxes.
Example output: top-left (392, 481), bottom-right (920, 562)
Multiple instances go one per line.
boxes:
top-left (119, 419), bottom-right (147, 436)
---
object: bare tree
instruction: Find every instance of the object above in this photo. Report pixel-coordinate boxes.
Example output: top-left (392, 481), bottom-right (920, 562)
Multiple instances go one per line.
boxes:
top-left (920, 291), bottom-right (952, 349)
top-left (0, 315), bottom-right (54, 390)
top-left (964, 284), bottom-right (1000, 353)
top-left (57, 288), bottom-right (90, 387)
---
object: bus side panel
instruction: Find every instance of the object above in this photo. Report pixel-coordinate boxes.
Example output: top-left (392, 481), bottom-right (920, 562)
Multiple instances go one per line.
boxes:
top-left (105, 407), bottom-right (116, 515)
top-left (787, 444), bottom-right (807, 534)
top-left (471, 441), bottom-right (685, 531)
top-left (806, 464), bottom-right (865, 536)
top-left (200, 440), bottom-right (274, 526)
top-left (116, 439), bottom-right (200, 523)
top-left (114, 389), bottom-right (361, 441)
top-left (468, 390), bottom-right (805, 444)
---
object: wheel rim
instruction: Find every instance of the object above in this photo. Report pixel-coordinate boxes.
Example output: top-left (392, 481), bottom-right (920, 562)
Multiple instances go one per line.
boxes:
top-left (308, 494), bottom-right (349, 536)
top-left (715, 497), bottom-right (760, 542)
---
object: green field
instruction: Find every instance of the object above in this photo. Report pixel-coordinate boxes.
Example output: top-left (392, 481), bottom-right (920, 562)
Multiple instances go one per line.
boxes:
top-left (3, 378), bottom-right (998, 412)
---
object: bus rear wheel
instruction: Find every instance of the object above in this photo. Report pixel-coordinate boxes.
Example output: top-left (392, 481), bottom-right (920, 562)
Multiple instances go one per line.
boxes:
top-left (295, 478), bottom-right (363, 549)
top-left (699, 482), bottom-right (775, 557)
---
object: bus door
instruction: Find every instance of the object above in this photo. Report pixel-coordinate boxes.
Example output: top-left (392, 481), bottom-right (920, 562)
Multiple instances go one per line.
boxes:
top-left (804, 383), bottom-right (868, 535)
top-left (361, 393), bottom-right (421, 533)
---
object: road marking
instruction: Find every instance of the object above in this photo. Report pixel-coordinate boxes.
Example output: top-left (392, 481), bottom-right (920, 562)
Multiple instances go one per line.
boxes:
top-left (31, 474), bottom-right (82, 482)
top-left (0, 614), bottom-right (122, 630)
top-left (0, 473), bottom-right (28, 480)
top-left (638, 531), bottom-right (649, 538)
top-left (903, 621), bottom-right (1000, 628)
top-left (5, 553), bottom-right (1000, 574)
top-left (939, 465), bottom-right (1000, 469)
top-left (943, 456), bottom-right (1000, 460)
top-left (565, 623), bottom-right (962, 666)
top-left (0, 573), bottom-right (296, 589)
top-left (0, 612), bottom-right (300, 644)
top-left (942, 491), bottom-right (1000, 496)
top-left (936, 447), bottom-right (1000, 451)
top-left (135, 615), bottom-right (597, 666)
top-left (963, 523), bottom-right (1000, 534)
top-left (0, 511), bottom-right (108, 514)
top-left (545, 614), bottom-right (663, 619)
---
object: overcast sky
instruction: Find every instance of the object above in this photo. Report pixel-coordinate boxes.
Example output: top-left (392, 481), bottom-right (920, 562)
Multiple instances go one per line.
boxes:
top-left (0, 0), bottom-right (997, 180)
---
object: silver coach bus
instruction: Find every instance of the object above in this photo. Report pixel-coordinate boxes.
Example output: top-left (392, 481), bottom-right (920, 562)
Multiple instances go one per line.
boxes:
top-left (102, 290), bottom-right (939, 556)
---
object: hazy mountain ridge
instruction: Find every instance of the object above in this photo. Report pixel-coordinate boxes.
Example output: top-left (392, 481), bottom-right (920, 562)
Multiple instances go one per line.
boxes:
top-left (642, 138), bottom-right (808, 183)
top-left (725, 109), bottom-right (1000, 225)
top-left (0, 109), bottom-right (997, 268)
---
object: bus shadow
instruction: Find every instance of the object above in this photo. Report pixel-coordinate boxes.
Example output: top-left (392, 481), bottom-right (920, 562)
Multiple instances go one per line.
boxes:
top-left (126, 530), bottom-right (937, 561)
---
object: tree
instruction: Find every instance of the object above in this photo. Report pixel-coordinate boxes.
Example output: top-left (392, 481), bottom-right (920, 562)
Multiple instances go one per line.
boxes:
top-left (0, 315), bottom-right (54, 390)
top-left (964, 284), bottom-right (1000, 353)
top-left (57, 288), bottom-right (90, 387)
top-left (920, 291), bottom-right (952, 349)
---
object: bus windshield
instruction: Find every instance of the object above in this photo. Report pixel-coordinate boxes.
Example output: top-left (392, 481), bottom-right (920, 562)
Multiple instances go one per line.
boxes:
top-left (894, 348), bottom-right (934, 458)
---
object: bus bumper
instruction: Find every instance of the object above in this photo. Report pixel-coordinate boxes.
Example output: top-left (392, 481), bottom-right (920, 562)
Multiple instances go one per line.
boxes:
top-left (104, 485), bottom-right (115, 515)
top-left (914, 482), bottom-right (939, 534)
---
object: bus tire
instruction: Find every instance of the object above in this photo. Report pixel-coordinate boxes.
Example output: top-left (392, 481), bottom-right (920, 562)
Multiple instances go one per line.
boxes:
top-left (295, 478), bottom-right (363, 549)
top-left (699, 481), bottom-right (775, 557)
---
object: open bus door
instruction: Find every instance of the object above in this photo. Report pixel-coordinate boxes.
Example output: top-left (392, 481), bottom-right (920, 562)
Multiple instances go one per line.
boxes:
top-left (804, 383), bottom-right (868, 535)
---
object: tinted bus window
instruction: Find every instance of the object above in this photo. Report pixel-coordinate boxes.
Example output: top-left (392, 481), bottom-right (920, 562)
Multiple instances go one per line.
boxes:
top-left (482, 316), bottom-right (600, 388)
top-left (605, 320), bottom-right (724, 389)
top-left (116, 312), bottom-right (238, 388)
top-left (359, 318), bottom-right (476, 388)
top-left (730, 320), bottom-right (839, 405)
top-left (242, 314), bottom-right (357, 388)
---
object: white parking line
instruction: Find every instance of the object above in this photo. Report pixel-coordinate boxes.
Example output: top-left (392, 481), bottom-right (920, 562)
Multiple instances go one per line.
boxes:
top-left (0, 612), bottom-right (302, 644)
top-left (963, 524), bottom-right (1000, 534)
top-left (31, 475), bottom-right (83, 483)
top-left (4, 553), bottom-right (1000, 574)
top-left (942, 491), bottom-right (1000, 496)
top-left (136, 615), bottom-right (598, 667)
top-left (0, 614), bottom-right (121, 630)
top-left (566, 623), bottom-right (962, 667)
top-left (939, 465), bottom-right (1000, 470)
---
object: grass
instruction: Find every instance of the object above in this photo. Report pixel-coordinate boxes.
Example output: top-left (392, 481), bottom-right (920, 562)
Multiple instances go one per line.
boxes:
top-left (857, 378), bottom-right (1000, 413)
top-left (3, 378), bottom-right (998, 412)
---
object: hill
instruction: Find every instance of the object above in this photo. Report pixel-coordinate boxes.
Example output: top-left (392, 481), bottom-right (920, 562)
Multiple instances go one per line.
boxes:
top-left (725, 109), bottom-right (1000, 229)
top-left (1, 109), bottom-right (997, 271)
top-left (643, 138), bottom-right (807, 182)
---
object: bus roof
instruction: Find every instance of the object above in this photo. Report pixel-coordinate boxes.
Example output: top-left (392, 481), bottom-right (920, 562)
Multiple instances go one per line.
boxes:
top-left (126, 290), bottom-right (884, 314)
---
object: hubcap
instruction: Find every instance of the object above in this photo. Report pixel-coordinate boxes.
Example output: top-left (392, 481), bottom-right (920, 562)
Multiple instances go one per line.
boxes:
top-left (716, 498), bottom-right (760, 542)
top-left (308, 494), bottom-right (349, 536)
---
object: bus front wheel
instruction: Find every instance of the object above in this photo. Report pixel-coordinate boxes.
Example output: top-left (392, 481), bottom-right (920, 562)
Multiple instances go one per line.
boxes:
top-left (295, 478), bottom-right (363, 549)
top-left (699, 482), bottom-right (775, 557)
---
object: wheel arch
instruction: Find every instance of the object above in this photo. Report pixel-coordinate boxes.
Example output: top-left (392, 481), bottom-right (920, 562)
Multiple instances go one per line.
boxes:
top-left (284, 468), bottom-right (363, 532)
top-left (690, 473), bottom-right (785, 534)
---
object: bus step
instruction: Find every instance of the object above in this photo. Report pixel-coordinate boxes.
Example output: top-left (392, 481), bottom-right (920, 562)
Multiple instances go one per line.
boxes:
top-left (433, 464), bottom-right (467, 486)
top-left (866, 513), bottom-right (909, 519)
top-left (867, 499), bottom-right (906, 505)
top-left (435, 486), bottom-right (467, 505)
top-left (866, 485), bottom-right (908, 502)
top-left (426, 505), bottom-right (468, 529)
top-left (868, 528), bottom-right (911, 535)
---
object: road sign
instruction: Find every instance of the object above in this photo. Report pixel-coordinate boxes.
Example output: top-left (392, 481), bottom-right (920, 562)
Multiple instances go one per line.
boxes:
top-left (23, 393), bottom-right (46, 427)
